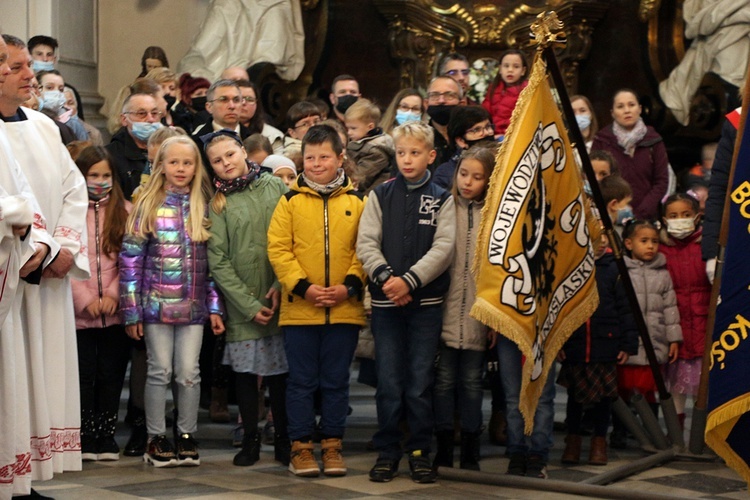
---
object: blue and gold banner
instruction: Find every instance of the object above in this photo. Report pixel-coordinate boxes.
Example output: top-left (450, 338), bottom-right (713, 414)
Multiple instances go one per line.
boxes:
top-left (471, 52), bottom-right (599, 432)
top-left (706, 104), bottom-right (750, 484)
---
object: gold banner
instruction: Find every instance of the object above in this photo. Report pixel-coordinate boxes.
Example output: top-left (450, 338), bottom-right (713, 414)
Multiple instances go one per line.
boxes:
top-left (471, 52), bottom-right (599, 432)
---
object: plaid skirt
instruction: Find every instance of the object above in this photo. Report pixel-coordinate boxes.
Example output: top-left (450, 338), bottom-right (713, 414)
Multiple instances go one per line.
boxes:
top-left (558, 362), bottom-right (619, 404)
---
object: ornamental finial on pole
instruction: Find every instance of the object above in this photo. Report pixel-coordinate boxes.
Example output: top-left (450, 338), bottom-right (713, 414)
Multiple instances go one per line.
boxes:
top-left (530, 11), bottom-right (566, 50)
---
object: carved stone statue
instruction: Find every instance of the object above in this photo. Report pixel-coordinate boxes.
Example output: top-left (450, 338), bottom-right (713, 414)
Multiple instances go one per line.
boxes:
top-left (177, 0), bottom-right (305, 82)
top-left (659, 0), bottom-right (750, 125)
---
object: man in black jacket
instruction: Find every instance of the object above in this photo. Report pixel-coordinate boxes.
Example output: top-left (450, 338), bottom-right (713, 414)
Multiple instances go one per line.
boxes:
top-left (106, 93), bottom-right (163, 200)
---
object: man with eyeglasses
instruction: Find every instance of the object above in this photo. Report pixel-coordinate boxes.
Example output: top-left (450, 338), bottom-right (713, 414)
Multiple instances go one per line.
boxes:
top-left (425, 76), bottom-right (463, 170)
top-left (106, 93), bottom-right (163, 199)
top-left (192, 79), bottom-right (252, 148)
top-left (439, 53), bottom-right (475, 105)
top-left (434, 106), bottom-right (495, 189)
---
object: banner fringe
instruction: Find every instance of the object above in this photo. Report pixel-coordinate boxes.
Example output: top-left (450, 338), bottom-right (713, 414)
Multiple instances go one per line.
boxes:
top-left (706, 395), bottom-right (750, 483)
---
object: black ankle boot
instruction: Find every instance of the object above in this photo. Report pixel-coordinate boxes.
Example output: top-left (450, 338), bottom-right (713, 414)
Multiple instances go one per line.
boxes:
top-left (433, 430), bottom-right (454, 470)
top-left (274, 432), bottom-right (291, 466)
top-left (233, 432), bottom-right (261, 466)
top-left (124, 416), bottom-right (147, 457)
top-left (459, 431), bottom-right (480, 471)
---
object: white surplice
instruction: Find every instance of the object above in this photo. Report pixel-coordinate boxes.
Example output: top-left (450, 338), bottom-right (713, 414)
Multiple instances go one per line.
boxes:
top-left (0, 123), bottom-right (53, 497)
top-left (1, 109), bottom-right (89, 483)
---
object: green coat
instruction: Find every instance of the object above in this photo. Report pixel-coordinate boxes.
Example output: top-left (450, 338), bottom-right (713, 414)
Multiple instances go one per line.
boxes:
top-left (208, 174), bottom-right (288, 342)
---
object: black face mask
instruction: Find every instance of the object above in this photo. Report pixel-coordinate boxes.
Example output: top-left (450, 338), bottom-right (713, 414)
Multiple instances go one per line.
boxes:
top-left (427, 105), bottom-right (455, 126)
top-left (191, 96), bottom-right (207, 112)
top-left (164, 94), bottom-right (176, 109)
top-left (335, 94), bottom-right (358, 114)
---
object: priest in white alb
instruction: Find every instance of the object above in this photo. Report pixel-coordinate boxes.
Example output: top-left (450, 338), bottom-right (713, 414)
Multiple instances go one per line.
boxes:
top-left (0, 34), bottom-right (89, 485)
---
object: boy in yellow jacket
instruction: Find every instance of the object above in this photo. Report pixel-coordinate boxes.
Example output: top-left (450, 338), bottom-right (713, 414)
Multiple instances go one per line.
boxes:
top-left (268, 124), bottom-right (366, 478)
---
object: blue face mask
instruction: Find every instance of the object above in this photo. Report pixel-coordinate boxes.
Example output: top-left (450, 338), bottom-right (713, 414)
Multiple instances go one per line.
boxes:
top-left (32, 60), bottom-right (55, 72)
top-left (616, 206), bottom-right (634, 226)
top-left (575, 113), bottom-right (591, 131)
top-left (129, 121), bottom-right (162, 142)
top-left (396, 110), bottom-right (421, 125)
top-left (40, 90), bottom-right (66, 113)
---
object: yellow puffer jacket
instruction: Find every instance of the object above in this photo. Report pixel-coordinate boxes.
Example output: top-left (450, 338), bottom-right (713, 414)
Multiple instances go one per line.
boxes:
top-left (267, 176), bottom-right (367, 326)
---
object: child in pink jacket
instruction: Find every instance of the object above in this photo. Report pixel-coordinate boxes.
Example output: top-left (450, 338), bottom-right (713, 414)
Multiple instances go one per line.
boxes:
top-left (71, 146), bottom-right (132, 461)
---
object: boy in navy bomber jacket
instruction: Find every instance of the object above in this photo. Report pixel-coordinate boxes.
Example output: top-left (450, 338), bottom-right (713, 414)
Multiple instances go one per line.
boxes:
top-left (357, 121), bottom-right (456, 484)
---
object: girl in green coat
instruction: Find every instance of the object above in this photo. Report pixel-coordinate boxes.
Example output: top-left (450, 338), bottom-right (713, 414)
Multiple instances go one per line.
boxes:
top-left (204, 130), bottom-right (290, 467)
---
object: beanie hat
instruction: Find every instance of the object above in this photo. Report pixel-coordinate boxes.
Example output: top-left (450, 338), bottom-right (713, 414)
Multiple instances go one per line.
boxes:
top-left (262, 154), bottom-right (297, 175)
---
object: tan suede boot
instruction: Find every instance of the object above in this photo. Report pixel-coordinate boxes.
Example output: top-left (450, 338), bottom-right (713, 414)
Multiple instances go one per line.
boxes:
top-left (321, 438), bottom-right (347, 476)
top-left (289, 441), bottom-right (320, 477)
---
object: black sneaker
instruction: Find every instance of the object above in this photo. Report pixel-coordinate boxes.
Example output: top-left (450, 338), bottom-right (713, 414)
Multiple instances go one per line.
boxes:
top-left (176, 433), bottom-right (200, 466)
top-left (144, 435), bottom-right (177, 468)
top-left (507, 453), bottom-right (526, 475)
top-left (369, 457), bottom-right (399, 482)
top-left (525, 454), bottom-right (548, 479)
top-left (408, 450), bottom-right (437, 483)
top-left (81, 435), bottom-right (97, 462)
top-left (96, 436), bottom-right (120, 461)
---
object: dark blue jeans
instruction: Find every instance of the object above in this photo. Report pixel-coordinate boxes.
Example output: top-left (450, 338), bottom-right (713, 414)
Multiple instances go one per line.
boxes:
top-left (497, 335), bottom-right (556, 462)
top-left (433, 344), bottom-right (485, 433)
top-left (283, 324), bottom-right (359, 441)
top-left (371, 305), bottom-right (442, 460)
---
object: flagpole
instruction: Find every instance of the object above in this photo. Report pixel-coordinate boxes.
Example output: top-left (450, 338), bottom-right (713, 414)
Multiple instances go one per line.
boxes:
top-left (690, 69), bottom-right (750, 455)
top-left (539, 43), bottom-right (683, 448)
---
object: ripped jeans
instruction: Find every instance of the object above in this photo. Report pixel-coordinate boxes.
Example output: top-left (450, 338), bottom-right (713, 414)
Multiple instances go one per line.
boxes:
top-left (144, 323), bottom-right (203, 436)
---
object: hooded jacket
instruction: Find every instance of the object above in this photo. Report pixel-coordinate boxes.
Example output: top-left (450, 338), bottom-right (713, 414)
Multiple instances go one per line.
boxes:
top-left (624, 253), bottom-right (682, 365)
top-left (267, 174), bottom-right (366, 327)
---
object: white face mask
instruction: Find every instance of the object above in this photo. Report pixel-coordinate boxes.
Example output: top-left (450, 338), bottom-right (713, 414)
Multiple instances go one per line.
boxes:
top-left (665, 217), bottom-right (696, 239)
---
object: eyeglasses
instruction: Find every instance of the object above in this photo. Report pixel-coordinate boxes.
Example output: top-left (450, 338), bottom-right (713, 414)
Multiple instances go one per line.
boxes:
top-left (241, 96), bottom-right (257, 104)
top-left (294, 118), bottom-right (321, 129)
top-left (125, 109), bottom-right (163, 119)
top-left (426, 91), bottom-right (460, 103)
top-left (210, 96), bottom-right (242, 105)
top-left (444, 69), bottom-right (470, 77)
top-left (466, 123), bottom-right (494, 136)
top-left (398, 103), bottom-right (422, 113)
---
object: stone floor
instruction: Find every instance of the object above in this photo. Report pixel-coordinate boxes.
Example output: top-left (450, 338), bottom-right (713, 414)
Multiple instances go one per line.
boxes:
top-left (35, 368), bottom-right (747, 499)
